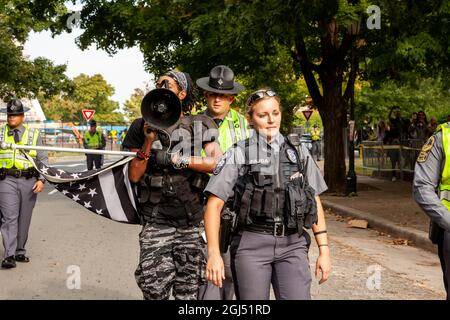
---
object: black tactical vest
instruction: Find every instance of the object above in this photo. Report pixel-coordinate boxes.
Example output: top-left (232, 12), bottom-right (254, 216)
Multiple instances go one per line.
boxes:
top-left (232, 136), bottom-right (318, 234)
top-left (138, 115), bottom-right (217, 227)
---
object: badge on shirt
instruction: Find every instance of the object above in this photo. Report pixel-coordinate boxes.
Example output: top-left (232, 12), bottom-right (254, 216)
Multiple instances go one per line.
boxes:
top-left (213, 156), bottom-right (227, 175)
top-left (286, 149), bottom-right (298, 163)
top-left (417, 136), bottom-right (435, 163)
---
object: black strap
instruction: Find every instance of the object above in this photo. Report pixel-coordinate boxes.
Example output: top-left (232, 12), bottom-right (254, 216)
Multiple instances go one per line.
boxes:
top-left (286, 135), bottom-right (308, 185)
top-left (13, 129), bottom-right (20, 143)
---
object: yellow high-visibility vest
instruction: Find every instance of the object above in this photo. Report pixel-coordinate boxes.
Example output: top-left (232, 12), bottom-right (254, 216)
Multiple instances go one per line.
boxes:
top-left (439, 123), bottom-right (450, 211)
top-left (0, 124), bottom-right (39, 169)
top-left (84, 130), bottom-right (103, 149)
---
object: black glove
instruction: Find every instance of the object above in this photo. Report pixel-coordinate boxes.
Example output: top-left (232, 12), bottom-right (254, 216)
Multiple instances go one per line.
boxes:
top-left (154, 149), bottom-right (171, 166)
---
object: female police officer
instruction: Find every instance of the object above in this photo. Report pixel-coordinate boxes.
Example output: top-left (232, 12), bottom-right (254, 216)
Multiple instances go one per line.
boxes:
top-left (203, 89), bottom-right (331, 300)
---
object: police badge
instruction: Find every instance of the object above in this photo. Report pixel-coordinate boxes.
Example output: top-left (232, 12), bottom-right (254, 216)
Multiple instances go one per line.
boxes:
top-left (286, 148), bottom-right (298, 164)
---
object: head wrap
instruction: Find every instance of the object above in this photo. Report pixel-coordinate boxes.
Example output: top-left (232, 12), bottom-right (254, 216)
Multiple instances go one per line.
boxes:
top-left (164, 70), bottom-right (188, 92)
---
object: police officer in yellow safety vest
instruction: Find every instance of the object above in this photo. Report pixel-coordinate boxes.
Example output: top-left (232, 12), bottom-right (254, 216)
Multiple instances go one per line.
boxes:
top-left (311, 123), bottom-right (321, 161)
top-left (83, 120), bottom-right (106, 170)
top-left (0, 99), bottom-right (47, 269)
top-left (413, 121), bottom-right (450, 299)
top-left (196, 65), bottom-right (249, 300)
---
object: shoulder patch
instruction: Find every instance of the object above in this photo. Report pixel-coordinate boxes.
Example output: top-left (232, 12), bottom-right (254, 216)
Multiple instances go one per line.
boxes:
top-left (286, 148), bottom-right (298, 163)
top-left (417, 136), bottom-right (435, 163)
top-left (213, 156), bottom-right (227, 175)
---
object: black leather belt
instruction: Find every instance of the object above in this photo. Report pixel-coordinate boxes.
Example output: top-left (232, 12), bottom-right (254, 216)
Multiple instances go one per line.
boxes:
top-left (2, 168), bottom-right (37, 178)
top-left (243, 222), bottom-right (298, 237)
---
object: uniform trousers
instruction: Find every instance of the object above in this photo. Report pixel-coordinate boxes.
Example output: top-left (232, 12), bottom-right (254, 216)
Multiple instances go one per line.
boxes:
top-left (437, 228), bottom-right (450, 300)
top-left (86, 154), bottom-right (103, 170)
top-left (230, 230), bottom-right (311, 300)
top-left (311, 140), bottom-right (321, 161)
top-left (0, 176), bottom-right (37, 258)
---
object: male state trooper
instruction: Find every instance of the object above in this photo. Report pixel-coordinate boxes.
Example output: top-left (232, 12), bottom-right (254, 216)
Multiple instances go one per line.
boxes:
top-left (0, 99), bottom-right (47, 268)
top-left (413, 121), bottom-right (450, 299)
top-left (196, 65), bottom-right (249, 300)
top-left (83, 120), bottom-right (106, 170)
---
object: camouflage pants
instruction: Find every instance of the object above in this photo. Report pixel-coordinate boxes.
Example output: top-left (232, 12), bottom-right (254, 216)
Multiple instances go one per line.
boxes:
top-left (135, 222), bottom-right (207, 300)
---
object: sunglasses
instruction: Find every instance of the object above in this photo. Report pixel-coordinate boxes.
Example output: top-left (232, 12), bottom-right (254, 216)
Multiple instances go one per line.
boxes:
top-left (246, 89), bottom-right (277, 106)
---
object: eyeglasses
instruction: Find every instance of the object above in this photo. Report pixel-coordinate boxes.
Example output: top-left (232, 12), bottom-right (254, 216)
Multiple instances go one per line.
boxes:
top-left (246, 89), bottom-right (277, 106)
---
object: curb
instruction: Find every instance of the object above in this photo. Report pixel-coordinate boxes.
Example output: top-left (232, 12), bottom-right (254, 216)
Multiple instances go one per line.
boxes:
top-left (321, 200), bottom-right (437, 253)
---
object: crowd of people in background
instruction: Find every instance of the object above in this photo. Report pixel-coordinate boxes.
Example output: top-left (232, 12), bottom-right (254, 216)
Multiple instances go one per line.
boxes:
top-left (357, 107), bottom-right (450, 181)
top-left (359, 107), bottom-right (448, 146)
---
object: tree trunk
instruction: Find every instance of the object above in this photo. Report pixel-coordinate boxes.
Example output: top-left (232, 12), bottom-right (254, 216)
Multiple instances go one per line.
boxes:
top-left (293, 18), bottom-right (351, 194)
top-left (319, 78), bottom-right (347, 195)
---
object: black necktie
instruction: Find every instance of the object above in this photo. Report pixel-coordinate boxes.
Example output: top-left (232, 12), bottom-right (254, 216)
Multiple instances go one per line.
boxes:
top-left (214, 118), bottom-right (223, 127)
top-left (12, 129), bottom-right (20, 143)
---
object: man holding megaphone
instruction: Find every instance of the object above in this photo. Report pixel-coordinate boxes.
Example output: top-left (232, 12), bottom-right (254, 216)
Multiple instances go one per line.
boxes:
top-left (123, 71), bottom-right (222, 300)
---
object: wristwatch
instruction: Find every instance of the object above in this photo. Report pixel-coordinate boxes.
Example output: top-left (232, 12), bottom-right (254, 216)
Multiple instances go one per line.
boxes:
top-left (38, 178), bottom-right (46, 184)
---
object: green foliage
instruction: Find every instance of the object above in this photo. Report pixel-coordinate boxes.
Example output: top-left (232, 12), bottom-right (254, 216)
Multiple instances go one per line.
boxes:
top-left (123, 88), bottom-right (145, 121)
top-left (358, 74), bottom-right (450, 124)
top-left (71, 74), bottom-right (119, 116)
top-left (32, 0), bottom-right (449, 192)
top-left (41, 74), bottom-right (124, 123)
top-left (361, 0), bottom-right (450, 83)
top-left (0, 1), bottom-right (69, 99)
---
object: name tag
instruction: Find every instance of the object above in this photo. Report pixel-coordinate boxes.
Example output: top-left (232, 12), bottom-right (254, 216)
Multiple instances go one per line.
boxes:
top-left (249, 158), bottom-right (270, 165)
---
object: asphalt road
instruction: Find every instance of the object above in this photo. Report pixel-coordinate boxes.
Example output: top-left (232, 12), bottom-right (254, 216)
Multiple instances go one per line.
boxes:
top-left (0, 160), bottom-right (446, 299)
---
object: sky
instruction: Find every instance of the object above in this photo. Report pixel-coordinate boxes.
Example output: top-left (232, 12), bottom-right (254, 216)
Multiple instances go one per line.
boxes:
top-left (24, 28), bottom-right (152, 108)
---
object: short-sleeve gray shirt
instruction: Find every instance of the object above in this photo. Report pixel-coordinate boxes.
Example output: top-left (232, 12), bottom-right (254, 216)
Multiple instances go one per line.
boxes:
top-left (413, 129), bottom-right (450, 231)
top-left (205, 132), bottom-right (327, 203)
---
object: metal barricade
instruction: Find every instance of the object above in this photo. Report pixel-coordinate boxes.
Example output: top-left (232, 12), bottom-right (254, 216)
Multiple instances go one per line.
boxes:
top-left (360, 139), bottom-right (425, 180)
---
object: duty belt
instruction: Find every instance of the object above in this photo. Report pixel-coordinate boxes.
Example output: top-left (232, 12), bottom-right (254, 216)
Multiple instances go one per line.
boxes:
top-left (243, 222), bottom-right (298, 237)
top-left (1, 168), bottom-right (38, 179)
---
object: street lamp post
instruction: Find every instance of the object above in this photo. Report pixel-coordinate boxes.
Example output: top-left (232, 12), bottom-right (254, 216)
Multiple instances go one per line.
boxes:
top-left (345, 19), bottom-right (360, 196)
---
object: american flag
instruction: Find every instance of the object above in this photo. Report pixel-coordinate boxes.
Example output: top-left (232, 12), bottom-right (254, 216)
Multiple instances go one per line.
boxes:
top-left (24, 154), bottom-right (140, 224)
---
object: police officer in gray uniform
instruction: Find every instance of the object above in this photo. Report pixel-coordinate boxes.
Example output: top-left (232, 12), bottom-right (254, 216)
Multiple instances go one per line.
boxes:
top-left (413, 122), bottom-right (450, 299)
top-left (0, 99), bottom-right (47, 269)
top-left (203, 89), bottom-right (331, 299)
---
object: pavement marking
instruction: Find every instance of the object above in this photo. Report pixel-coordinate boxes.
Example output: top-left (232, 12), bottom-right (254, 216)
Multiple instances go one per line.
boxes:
top-left (48, 189), bottom-right (59, 195)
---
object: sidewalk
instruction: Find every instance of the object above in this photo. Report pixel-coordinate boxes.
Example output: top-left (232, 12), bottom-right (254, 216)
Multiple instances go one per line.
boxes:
top-left (317, 162), bottom-right (435, 252)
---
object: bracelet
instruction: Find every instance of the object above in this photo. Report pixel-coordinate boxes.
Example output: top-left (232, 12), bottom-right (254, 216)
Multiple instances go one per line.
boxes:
top-left (318, 244), bottom-right (329, 247)
top-left (314, 230), bottom-right (327, 236)
top-left (136, 150), bottom-right (150, 161)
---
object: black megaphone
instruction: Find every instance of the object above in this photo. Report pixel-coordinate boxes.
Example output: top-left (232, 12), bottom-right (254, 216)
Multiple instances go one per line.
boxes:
top-left (140, 88), bottom-right (182, 130)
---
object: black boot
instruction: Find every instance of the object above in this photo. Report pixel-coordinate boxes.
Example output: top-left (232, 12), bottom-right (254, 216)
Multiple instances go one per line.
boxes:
top-left (1, 256), bottom-right (16, 269)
